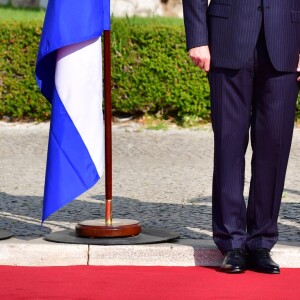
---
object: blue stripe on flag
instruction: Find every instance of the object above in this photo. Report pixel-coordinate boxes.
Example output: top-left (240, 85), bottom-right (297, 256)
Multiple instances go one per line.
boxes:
top-left (43, 88), bottom-right (100, 220)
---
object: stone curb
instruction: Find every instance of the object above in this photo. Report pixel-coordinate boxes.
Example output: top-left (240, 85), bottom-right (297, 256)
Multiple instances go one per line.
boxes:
top-left (1, 237), bottom-right (300, 267)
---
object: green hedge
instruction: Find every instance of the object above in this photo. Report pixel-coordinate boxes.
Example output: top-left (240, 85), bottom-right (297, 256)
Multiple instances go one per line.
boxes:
top-left (111, 19), bottom-right (211, 120)
top-left (0, 19), bottom-right (210, 122)
top-left (0, 19), bottom-right (299, 122)
top-left (0, 21), bottom-right (51, 120)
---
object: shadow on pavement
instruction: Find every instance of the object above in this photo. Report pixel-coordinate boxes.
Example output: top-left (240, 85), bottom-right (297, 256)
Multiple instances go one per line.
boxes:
top-left (0, 192), bottom-right (299, 243)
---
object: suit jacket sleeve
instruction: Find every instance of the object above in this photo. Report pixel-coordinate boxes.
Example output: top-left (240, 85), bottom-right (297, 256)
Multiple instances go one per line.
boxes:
top-left (182, 0), bottom-right (209, 51)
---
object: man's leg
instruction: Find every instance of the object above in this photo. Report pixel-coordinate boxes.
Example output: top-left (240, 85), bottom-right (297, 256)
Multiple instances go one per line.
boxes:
top-left (246, 65), bottom-right (299, 251)
top-left (245, 29), bottom-right (299, 273)
top-left (209, 64), bottom-right (254, 254)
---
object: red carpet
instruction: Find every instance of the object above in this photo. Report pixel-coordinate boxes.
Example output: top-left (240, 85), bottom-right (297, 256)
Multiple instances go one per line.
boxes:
top-left (0, 266), bottom-right (299, 299)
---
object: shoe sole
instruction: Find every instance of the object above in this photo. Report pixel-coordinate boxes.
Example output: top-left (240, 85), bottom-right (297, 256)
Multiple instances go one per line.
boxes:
top-left (221, 267), bottom-right (246, 274)
top-left (248, 267), bottom-right (280, 274)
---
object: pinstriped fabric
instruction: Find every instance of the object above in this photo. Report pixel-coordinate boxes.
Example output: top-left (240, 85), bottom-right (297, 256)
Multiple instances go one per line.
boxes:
top-left (183, 0), bottom-right (300, 71)
top-left (208, 30), bottom-right (299, 253)
top-left (207, 0), bottom-right (262, 69)
top-left (209, 31), bottom-right (298, 252)
top-left (246, 46), bottom-right (298, 250)
top-left (263, 0), bottom-right (300, 71)
top-left (209, 64), bottom-right (254, 253)
top-left (183, 0), bottom-right (300, 254)
top-left (182, 0), bottom-right (209, 49)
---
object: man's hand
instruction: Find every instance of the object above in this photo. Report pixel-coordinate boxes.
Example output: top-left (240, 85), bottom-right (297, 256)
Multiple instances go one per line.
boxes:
top-left (188, 46), bottom-right (211, 72)
top-left (297, 54), bottom-right (300, 82)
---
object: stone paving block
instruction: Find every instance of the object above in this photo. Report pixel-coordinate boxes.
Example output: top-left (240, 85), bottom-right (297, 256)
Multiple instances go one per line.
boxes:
top-left (272, 242), bottom-right (300, 268)
top-left (0, 237), bottom-right (88, 266)
top-left (0, 237), bottom-right (300, 267)
top-left (89, 240), bottom-right (223, 267)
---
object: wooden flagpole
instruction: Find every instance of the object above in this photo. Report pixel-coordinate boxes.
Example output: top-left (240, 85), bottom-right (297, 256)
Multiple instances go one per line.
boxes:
top-left (104, 30), bottom-right (113, 225)
top-left (75, 30), bottom-right (141, 238)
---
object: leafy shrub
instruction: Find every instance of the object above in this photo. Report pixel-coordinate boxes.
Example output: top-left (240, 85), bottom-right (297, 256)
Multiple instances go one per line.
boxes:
top-left (2, 19), bottom-right (298, 123)
top-left (0, 21), bottom-right (51, 120)
top-left (0, 19), bottom-right (211, 122)
top-left (111, 19), bottom-right (210, 121)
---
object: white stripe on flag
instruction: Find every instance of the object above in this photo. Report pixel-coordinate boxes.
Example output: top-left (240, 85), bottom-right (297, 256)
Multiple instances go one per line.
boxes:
top-left (55, 37), bottom-right (105, 177)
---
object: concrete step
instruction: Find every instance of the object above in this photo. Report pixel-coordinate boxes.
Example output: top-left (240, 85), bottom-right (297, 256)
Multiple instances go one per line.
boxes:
top-left (1, 237), bottom-right (300, 267)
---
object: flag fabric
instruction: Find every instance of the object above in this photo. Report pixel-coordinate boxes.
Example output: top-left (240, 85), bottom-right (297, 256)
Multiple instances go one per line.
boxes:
top-left (35, 0), bottom-right (110, 222)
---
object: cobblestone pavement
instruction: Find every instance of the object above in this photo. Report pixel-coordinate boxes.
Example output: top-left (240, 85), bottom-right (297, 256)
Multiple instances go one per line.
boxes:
top-left (1, 121), bottom-right (300, 242)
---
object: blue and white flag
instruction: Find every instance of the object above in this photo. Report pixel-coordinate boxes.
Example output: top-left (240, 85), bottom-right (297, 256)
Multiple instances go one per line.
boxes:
top-left (36, 0), bottom-right (110, 222)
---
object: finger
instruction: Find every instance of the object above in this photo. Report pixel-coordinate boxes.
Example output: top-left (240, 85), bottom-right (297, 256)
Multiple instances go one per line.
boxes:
top-left (193, 58), bottom-right (201, 67)
top-left (190, 56), bottom-right (203, 68)
top-left (190, 56), bottom-right (199, 66)
top-left (203, 60), bottom-right (211, 72)
top-left (197, 61), bottom-right (205, 69)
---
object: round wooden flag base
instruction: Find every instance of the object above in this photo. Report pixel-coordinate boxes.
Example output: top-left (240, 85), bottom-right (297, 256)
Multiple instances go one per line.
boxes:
top-left (0, 229), bottom-right (13, 240)
top-left (75, 219), bottom-right (142, 238)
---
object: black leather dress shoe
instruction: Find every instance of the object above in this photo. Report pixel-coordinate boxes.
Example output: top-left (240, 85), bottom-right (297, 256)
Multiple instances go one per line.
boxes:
top-left (220, 248), bottom-right (246, 273)
top-left (247, 248), bottom-right (280, 274)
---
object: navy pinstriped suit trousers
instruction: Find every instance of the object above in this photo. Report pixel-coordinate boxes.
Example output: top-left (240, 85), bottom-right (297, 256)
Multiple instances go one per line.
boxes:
top-left (208, 29), bottom-right (299, 254)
